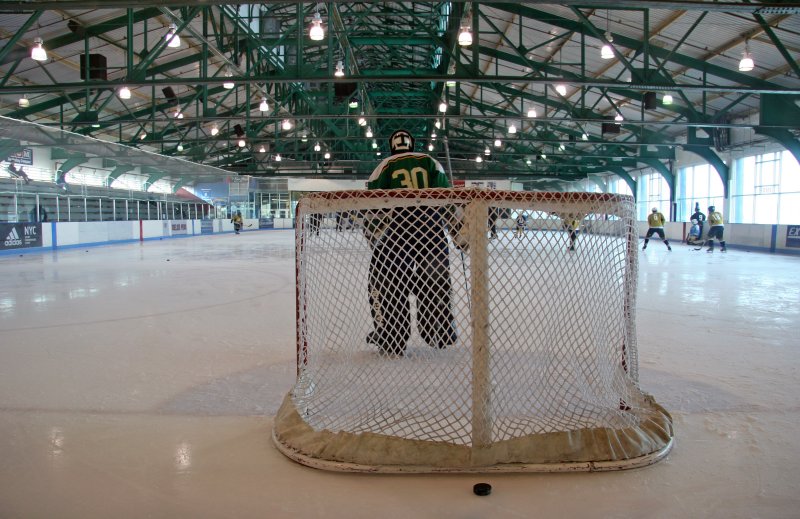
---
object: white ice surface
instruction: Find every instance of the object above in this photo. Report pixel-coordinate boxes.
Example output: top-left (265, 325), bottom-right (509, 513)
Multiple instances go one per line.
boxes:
top-left (0, 230), bottom-right (798, 518)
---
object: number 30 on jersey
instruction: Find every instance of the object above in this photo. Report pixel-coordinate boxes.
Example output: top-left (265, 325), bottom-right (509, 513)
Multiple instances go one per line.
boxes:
top-left (392, 167), bottom-right (430, 189)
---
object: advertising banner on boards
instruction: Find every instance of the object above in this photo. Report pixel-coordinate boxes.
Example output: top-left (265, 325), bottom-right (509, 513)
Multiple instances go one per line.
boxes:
top-left (1, 223), bottom-right (42, 250)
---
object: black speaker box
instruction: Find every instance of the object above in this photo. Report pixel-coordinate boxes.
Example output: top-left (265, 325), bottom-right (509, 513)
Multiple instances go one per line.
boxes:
top-left (79, 54), bottom-right (107, 80)
top-left (643, 91), bottom-right (657, 110)
top-left (334, 82), bottom-right (357, 98)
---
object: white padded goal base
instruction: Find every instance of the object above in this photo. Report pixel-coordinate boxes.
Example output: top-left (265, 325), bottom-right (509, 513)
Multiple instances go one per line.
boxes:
top-left (272, 393), bottom-right (673, 473)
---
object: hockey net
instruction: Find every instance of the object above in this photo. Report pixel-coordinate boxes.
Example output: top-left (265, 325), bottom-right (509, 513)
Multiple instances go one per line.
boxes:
top-left (273, 189), bottom-right (673, 472)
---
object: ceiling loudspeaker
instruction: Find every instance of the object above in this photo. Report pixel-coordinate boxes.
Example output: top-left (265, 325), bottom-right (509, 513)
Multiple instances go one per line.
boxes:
top-left (334, 82), bottom-right (358, 98)
top-left (643, 91), bottom-right (657, 110)
top-left (234, 124), bottom-right (245, 136)
top-left (162, 87), bottom-right (178, 106)
top-left (79, 54), bottom-right (107, 81)
top-left (601, 117), bottom-right (621, 135)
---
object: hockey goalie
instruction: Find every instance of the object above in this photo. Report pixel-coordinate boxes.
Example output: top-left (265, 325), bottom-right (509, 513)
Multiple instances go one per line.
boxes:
top-left (362, 129), bottom-right (465, 356)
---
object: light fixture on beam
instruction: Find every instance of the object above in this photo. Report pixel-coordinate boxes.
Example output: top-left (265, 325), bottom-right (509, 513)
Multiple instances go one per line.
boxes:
top-left (177, 144), bottom-right (184, 152)
top-left (324, 152), bottom-right (331, 159)
top-left (372, 140), bottom-right (378, 149)
top-left (275, 154), bottom-right (282, 162)
top-left (30, 37), bottom-right (47, 62)
top-left (438, 101), bottom-right (447, 113)
top-left (210, 124), bottom-right (219, 136)
top-left (314, 142), bottom-right (321, 152)
top-left (507, 123), bottom-right (517, 135)
top-left (475, 155), bottom-right (483, 163)
top-left (662, 94), bottom-right (674, 105)
top-left (259, 98), bottom-right (269, 112)
top-left (484, 146), bottom-right (490, 156)
top-left (18, 95), bottom-right (30, 108)
top-left (494, 139), bottom-right (502, 147)
top-left (334, 60), bottom-right (344, 77)
top-left (309, 11), bottom-right (324, 41)
top-left (555, 84), bottom-right (567, 96)
top-left (358, 114), bottom-right (366, 126)
top-left (118, 86), bottom-right (131, 100)
top-left (238, 139), bottom-right (246, 148)
top-left (223, 68), bottom-right (234, 89)
top-left (259, 145), bottom-right (266, 153)
top-left (739, 41), bottom-right (754, 72)
top-left (458, 26), bottom-right (473, 46)
top-left (366, 126), bottom-right (373, 138)
top-left (282, 119), bottom-right (293, 131)
top-left (527, 107), bottom-right (537, 118)
top-left (165, 23), bottom-right (181, 48)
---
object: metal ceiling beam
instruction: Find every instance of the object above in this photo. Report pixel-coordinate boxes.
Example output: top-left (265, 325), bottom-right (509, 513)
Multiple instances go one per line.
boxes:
top-left (1, 1), bottom-right (797, 13)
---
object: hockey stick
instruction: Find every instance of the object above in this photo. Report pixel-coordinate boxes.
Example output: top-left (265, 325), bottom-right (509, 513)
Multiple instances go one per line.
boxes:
top-left (442, 122), bottom-right (471, 315)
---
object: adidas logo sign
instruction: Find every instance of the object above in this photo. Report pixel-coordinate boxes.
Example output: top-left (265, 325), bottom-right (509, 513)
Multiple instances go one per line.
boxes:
top-left (4, 227), bottom-right (22, 247)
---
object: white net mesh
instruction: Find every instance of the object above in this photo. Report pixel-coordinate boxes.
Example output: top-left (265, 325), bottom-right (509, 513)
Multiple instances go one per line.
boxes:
top-left (274, 189), bottom-right (672, 472)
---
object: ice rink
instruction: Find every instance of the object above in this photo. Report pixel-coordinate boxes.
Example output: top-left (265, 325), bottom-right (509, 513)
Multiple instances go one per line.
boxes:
top-left (1, 229), bottom-right (798, 518)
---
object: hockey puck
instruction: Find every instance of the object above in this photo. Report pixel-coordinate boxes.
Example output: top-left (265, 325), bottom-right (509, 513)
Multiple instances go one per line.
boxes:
top-left (473, 483), bottom-right (492, 496)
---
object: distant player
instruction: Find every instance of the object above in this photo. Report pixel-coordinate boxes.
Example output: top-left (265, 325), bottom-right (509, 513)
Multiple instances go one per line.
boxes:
top-left (515, 213), bottom-right (526, 238)
top-left (703, 205), bottom-right (727, 253)
top-left (363, 129), bottom-right (462, 356)
top-left (642, 207), bottom-right (672, 251)
top-left (564, 214), bottom-right (582, 252)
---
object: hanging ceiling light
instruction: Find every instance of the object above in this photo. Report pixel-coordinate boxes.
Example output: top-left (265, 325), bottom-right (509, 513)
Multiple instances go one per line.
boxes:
top-left (334, 60), bottom-right (344, 77)
top-left (435, 120), bottom-right (441, 129)
top-left (275, 154), bottom-right (282, 162)
top-left (484, 146), bottom-right (491, 156)
top-left (559, 143), bottom-right (566, 151)
top-left (428, 143), bottom-right (434, 151)
top-left (282, 119), bottom-right (293, 130)
top-left (210, 124), bottom-right (219, 136)
top-left (301, 133), bottom-right (308, 142)
top-left (358, 115), bottom-right (366, 126)
top-left (165, 23), bottom-right (181, 48)
top-left (18, 95), bottom-right (30, 108)
top-left (223, 68), bottom-right (234, 89)
top-left (601, 42), bottom-right (615, 60)
top-left (446, 80), bottom-right (456, 88)
top-left (458, 26), bottom-right (473, 47)
top-left (431, 131), bottom-right (437, 138)
top-left (476, 155), bottom-right (483, 163)
top-left (527, 107), bottom-right (537, 118)
top-left (555, 84), bottom-right (567, 96)
top-left (376, 151), bottom-right (382, 156)
top-left (526, 158), bottom-right (532, 165)
top-left (601, 11), bottom-right (614, 59)
top-left (494, 139), bottom-right (502, 147)
top-left (118, 86), bottom-right (131, 100)
top-left (139, 132), bottom-right (147, 140)
top-left (507, 123), bottom-right (517, 134)
top-left (259, 98), bottom-right (269, 112)
top-left (309, 11), bottom-right (324, 41)
top-left (238, 139), bottom-right (246, 147)
top-left (314, 142), bottom-right (321, 152)
top-left (177, 144), bottom-right (184, 152)
top-left (438, 101), bottom-right (447, 113)
top-left (30, 37), bottom-right (47, 62)
top-left (348, 97), bottom-right (359, 109)
top-left (259, 145), bottom-right (266, 153)
top-left (324, 152), bottom-right (330, 159)
top-left (615, 113), bottom-right (624, 122)
top-left (739, 41), bottom-right (754, 72)
top-left (581, 133), bottom-right (589, 141)
top-left (372, 140), bottom-right (378, 149)
top-left (366, 126), bottom-right (373, 138)
top-left (662, 94), bottom-right (674, 105)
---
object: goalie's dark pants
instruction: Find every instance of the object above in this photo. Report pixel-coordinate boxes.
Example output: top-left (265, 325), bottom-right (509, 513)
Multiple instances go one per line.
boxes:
top-left (368, 218), bottom-right (457, 355)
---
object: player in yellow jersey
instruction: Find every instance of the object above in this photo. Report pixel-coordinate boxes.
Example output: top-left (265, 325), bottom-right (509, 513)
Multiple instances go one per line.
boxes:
top-left (703, 205), bottom-right (727, 253)
top-left (642, 207), bottom-right (672, 251)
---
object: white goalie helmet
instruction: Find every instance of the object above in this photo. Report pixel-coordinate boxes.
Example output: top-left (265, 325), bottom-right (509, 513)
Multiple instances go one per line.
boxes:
top-left (389, 129), bottom-right (415, 155)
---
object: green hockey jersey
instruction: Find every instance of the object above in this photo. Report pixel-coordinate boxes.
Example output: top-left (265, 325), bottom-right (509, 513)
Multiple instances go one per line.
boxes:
top-left (367, 152), bottom-right (450, 190)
